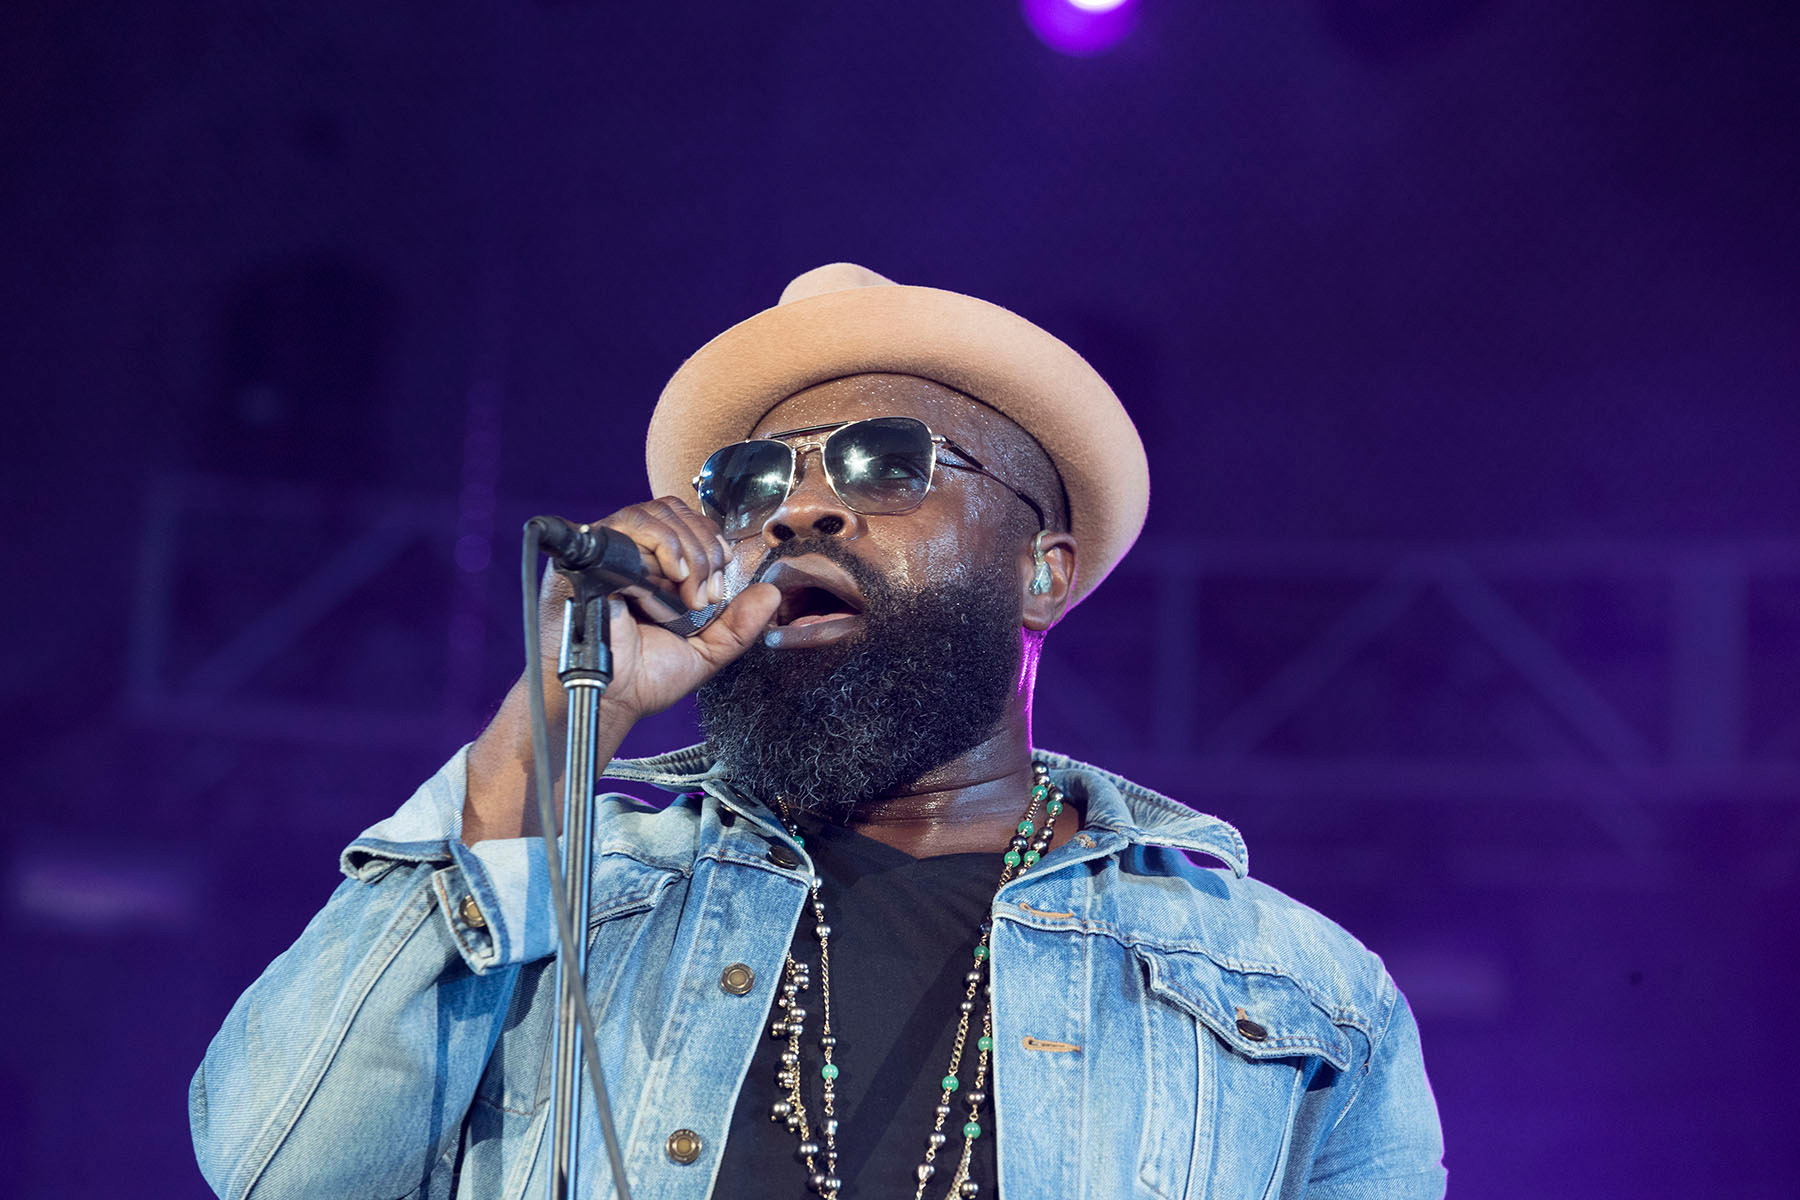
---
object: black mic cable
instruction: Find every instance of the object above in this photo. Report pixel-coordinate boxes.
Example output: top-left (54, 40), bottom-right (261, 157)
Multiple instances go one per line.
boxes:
top-left (522, 520), bottom-right (634, 1200)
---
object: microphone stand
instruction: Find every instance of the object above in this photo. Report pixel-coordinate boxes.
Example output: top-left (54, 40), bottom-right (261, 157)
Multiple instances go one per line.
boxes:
top-left (525, 513), bottom-right (710, 1199)
top-left (547, 572), bottom-right (612, 1200)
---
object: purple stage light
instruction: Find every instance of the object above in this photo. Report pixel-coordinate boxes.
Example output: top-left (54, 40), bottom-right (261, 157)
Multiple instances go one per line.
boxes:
top-left (12, 845), bottom-right (198, 932)
top-left (1022, 0), bottom-right (1138, 57)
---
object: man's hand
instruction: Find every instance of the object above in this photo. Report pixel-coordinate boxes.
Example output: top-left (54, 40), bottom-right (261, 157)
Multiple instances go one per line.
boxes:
top-left (464, 497), bottom-right (779, 844)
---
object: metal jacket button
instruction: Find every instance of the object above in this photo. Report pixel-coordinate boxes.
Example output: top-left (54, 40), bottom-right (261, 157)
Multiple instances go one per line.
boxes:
top-left (458, 895), bottom-right (487, 930)
top-left (720, 963), bottom-right (755, 995)
top-left (766, 843), bottom-right (800, 869)
top-left (1235, 1006), bottom-right (1267, 1041)
top-left (666, 1128), bottom-right (702, 1164)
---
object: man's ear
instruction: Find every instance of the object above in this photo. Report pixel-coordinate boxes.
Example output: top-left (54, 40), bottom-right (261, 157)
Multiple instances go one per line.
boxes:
top-left (1021, 531), bottom-right (1078, 631)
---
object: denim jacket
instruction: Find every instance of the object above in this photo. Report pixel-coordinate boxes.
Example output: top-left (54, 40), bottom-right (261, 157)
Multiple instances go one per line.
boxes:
top-left (191, 746), bottom-right (1446, 1199)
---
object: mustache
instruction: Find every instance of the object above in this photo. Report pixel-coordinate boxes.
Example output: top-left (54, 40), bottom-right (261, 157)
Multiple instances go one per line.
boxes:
top-left (747, 536), bottom-right (892, 603)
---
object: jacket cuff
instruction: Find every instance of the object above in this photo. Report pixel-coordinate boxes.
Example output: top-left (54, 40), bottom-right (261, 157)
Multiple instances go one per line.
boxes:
top-left (442, 834), bottom-right (558, 970)
top-left (340, 745), bottom-right (471, 880)
top-left (338, 744), bottom-right (559, 973)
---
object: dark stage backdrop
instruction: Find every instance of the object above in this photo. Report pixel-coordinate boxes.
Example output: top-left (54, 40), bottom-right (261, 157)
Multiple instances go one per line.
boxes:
top-left (5, 1), bottom-right (1797, 1196)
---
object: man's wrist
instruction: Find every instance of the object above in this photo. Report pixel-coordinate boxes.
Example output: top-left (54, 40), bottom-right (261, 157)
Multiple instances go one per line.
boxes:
top-left (462, 677), bottom-right (641, 845)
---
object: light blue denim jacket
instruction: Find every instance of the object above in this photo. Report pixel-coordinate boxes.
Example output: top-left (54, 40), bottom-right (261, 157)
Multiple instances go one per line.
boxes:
top-left (191, 746), bottom-right (1446, 1199)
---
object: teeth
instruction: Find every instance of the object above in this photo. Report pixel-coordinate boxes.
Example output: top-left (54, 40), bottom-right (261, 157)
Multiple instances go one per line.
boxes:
top-left (788, 613), bottom-right (853, 628)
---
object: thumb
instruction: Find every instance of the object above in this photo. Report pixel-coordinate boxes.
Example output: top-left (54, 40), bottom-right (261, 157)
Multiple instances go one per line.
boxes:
top-left (689, 581), bottom-right (781, 668)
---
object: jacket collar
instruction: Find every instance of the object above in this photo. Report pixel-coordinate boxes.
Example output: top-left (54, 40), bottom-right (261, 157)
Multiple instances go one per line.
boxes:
top-left (604, 744), bottom-right (1248, 879)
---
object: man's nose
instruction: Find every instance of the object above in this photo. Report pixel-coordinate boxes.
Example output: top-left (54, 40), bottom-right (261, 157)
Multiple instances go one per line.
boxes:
top-left (762, 448), bottom-right (864, 544)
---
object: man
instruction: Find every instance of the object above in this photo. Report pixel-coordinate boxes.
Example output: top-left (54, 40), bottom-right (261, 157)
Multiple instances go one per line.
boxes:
top-left (192, 264), bottom-right (1447, 1199)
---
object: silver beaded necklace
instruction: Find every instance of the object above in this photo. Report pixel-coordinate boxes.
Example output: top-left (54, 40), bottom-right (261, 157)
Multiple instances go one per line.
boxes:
top-left (767, 762), bottom-right (1068, 1199)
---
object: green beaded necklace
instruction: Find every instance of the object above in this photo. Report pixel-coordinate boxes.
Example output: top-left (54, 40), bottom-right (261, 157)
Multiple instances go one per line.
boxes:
top-left (767, 761), bottom-right (1069, 1199)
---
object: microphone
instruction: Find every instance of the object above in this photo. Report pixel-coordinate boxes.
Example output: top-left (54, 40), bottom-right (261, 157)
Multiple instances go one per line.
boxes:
top-left (526, 515), bottom-right (726, 637)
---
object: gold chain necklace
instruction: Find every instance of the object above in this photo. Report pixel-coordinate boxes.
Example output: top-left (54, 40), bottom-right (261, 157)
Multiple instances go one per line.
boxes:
top-left (767, 762), bottom-right (1068, 1198)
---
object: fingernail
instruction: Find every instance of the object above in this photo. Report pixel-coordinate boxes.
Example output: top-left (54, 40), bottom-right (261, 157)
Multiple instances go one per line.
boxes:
top-left (709, 574), bottom-right (724, 604)
top-left (672, 555), bottom-right (690, 581)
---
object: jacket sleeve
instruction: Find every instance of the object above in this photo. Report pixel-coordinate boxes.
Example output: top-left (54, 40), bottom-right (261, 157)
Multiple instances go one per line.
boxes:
top-left (1303, 979), bottom-right (1448, 1200)
top-left (190, 748), bottom-right (554, 1199)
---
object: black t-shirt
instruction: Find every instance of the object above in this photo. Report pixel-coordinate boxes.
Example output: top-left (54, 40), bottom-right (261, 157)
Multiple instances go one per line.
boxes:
top-left (717, 818), bottom-right (1002, 1197)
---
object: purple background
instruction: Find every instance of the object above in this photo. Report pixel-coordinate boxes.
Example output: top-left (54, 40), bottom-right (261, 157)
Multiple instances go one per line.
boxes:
top-left (6, 1), bottom-right (1798, 1195)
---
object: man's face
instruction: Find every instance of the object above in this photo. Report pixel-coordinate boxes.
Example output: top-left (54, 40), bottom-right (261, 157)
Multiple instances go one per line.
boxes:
top-left (695, 374), bottom-right (1043, 817)
top-left (717, 373), bottom-right (1045, 606)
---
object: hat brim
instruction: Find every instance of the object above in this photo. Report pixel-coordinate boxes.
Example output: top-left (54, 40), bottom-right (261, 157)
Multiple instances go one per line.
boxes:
top-left (646, 281), bottom-right (1148, 609)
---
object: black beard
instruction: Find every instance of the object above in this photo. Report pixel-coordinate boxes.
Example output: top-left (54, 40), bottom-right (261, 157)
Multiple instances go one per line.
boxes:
top-left (696, 539), bottom-right (1023, 822)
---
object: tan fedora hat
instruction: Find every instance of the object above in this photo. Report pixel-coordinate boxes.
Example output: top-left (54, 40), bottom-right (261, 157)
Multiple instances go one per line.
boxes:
top-left (646, 263), bottom-right (1148, 609)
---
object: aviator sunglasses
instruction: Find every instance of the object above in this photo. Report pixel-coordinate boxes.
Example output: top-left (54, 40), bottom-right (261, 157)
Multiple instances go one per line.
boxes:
top-left (693, 416), bottom-right (1047, 541)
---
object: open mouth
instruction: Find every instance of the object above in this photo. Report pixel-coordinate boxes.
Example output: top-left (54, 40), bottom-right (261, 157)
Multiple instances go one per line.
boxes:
top-left (777, 584), bottom-right (863, 627)
top-left (759, 557), bottom-right (868, 648)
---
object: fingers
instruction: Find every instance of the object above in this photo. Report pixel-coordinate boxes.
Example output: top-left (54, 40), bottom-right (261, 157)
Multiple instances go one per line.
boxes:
top-left (688, 581), bottom-right (781, 668)
top-left (605, 498), bottom-right (731, 611)
top-left (621, 509), bottom-right (705, 609)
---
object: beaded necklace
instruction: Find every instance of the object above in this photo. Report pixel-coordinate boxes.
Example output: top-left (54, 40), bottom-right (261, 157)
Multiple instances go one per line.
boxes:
top-left (766, 762), bottom-right (1068, 1199)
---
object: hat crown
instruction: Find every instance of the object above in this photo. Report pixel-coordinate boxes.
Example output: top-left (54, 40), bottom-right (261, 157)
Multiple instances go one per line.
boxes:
top-left (651, 262), bottom-right (1149, 610)
top-left (777, 262), bottom-right (898, 306)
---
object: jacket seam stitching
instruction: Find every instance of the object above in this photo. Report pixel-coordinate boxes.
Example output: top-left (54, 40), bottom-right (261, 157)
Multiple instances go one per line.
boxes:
top-left (996, 912), bottom-right (1376, 1036)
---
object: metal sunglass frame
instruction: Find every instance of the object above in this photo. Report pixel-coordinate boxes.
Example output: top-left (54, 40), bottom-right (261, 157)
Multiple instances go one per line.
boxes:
top-left (693, 416), bottom-right (1048, 540)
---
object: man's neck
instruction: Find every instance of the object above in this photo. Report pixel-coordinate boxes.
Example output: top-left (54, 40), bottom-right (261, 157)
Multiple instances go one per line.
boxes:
top-left (833, 717), bottom-right (1077, 859)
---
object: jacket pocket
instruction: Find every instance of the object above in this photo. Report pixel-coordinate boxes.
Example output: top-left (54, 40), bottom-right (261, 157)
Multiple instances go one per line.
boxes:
top-left (1132, 945), bottom-right (1354, 1200)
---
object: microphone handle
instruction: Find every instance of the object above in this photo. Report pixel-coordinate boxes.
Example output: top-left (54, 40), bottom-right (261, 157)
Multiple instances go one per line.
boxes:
top-left (528, 516), bottom-right (726, 636)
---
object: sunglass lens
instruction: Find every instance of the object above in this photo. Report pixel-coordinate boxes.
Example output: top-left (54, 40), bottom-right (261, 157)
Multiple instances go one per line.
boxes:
top-left (824, 417), bottom-right (934, 514)
top-left (695, 440), bottom-right (793, 538)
